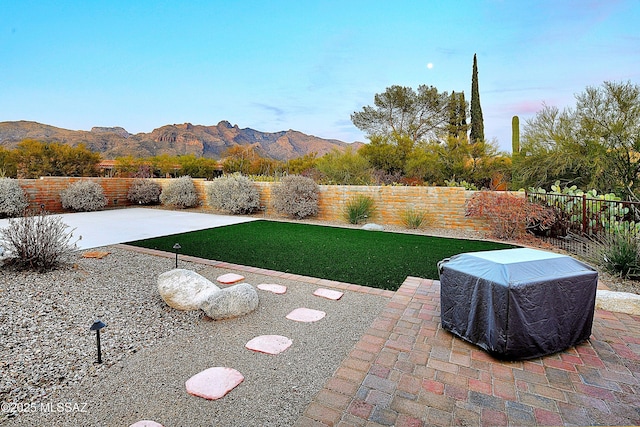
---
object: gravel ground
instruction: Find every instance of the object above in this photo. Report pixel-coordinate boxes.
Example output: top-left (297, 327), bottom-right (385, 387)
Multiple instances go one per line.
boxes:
top-left (0, 246), bottom-right (388, 426)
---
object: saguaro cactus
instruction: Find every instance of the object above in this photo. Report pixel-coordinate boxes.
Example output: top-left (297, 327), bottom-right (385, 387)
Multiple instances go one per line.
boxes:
top-left (511, 115), bottom-right (520, 156)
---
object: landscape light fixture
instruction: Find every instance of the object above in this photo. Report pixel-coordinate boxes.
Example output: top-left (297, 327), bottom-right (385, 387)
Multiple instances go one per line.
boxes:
top-left (173, 243), bottom-right (182, 268)
top-left (89, 320), bottom-right (107, 364)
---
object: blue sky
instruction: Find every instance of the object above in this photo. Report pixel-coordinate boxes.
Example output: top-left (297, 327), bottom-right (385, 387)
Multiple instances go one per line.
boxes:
top-left (1, 1), bottom-right (639, 152)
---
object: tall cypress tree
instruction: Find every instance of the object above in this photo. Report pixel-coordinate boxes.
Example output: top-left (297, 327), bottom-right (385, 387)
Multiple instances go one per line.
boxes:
top-left (470, 53), bottom-right (484, 143)
top-left (447, 91), bottom-right (468, 140)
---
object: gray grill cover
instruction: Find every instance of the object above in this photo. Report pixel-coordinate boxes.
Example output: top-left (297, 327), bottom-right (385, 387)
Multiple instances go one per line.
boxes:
top-left (438, 248), bottom-right (597, 360)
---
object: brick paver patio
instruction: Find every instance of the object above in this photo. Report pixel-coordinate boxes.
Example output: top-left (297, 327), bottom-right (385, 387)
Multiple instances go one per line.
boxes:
top-left (297, 277), bottom-right (640, 426)
top-left (124, 245), bottom-right (640, 426)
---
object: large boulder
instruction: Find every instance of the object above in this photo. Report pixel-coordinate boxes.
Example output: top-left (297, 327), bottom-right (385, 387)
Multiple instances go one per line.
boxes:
top-left (596, 290), bottom-right (640, 316)
top-left (157, 269), bottom-right (220, 311)
top-left (199, 283), bottom-right (259, 320)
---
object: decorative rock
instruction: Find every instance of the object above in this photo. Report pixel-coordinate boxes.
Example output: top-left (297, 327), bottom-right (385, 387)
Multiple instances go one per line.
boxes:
top-left (157, 269), bottom-right (220, 311)
top-left (129, 421), bottom-right (164, 427)
top-left (314, 288), bottom-right (344, 300)
top-left (286, 308), bottom-right (326, 322)
top-left (596, 290), bottom-right (640, 316)
top-left (362, 223), bottom-right (384, 231)
top-left (245, 335), bottom-right (293, 355)
top-left (217, 273), bottom-right (245, 284)
top-left (257, 284), bottom-right (287, 294)
top-left (82, 251), bottom-right (110, 259)
top-left (199, 283), bottom-right (259, 320)
top-left (186, 367), bottom-right (244, 400)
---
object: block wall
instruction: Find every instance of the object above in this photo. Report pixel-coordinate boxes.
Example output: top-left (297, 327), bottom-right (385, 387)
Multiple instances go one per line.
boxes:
top-left (16, 177), bottom-right (210, 213)
top-left (14, 177), bottom-right (491, 232)
top-left (18, 177), bottom-right (137, 212)
top-left (251, 182), bottom-right (491, 232)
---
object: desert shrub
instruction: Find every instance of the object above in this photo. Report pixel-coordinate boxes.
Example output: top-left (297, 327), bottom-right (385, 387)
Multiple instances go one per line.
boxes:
top-left (60, 180), bottom-right (107, 212)
top-left (160, 176), bottom-right (199, 208)
top-left (0, 178), bottom-right (28, 218)
top-left (581, 232), bottom-right (640, 279)
top-left (271, 175), bottom-right (319, 219)
top-left (206, 173), bottom-right (260, 214)
top-left (466, 191), bottom-right (555, 240)
top-left (128, 178), bottom-right (162, 205)
top-left (343, 194), bottom-right (377, 224)
top-left (401, 207), bottom-right (430, 229)
top-left (0, 209), bottom-right (79, 272)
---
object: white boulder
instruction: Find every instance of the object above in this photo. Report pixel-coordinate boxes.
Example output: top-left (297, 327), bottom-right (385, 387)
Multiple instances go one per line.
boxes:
top-left (362, 223), bottom-right (384, 231)
top-left (199, 283), bottom-right (259, 320)
top-left (157, 269), bottom-right (220, 311)
top-left (596, 290), bottom-right (640, 316)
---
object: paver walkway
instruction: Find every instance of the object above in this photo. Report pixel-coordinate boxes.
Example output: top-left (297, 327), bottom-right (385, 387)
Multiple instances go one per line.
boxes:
top-left (297, 277), bottom-right (640, 427)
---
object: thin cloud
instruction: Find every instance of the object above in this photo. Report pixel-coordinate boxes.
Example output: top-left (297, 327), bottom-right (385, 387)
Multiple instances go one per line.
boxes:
top-left (252, 103), bottom-right (286, 122)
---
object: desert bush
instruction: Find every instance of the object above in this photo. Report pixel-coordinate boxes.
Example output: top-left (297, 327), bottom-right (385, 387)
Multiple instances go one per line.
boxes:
top-left (401, 207), bottom-right (430, 229)
top-left (580, 232), bottom-right (640, 279)
top-left (0, 178), bottom-right (28, 218)
top-left (271, 175), bottom-right (319, 219)
top-left (60, 180), bottom-right (107, 212)
top-left (206, 173), bottom-right (260, 214)
top-left (128, 178), bottom-right (162, 205)
top-left (343, 194), bottom-right (377, 224)
top-left (160, 176), bottom-right (199, 208)
top-left (466, 191), bottom-right (555, 240)
top-left (0, 209), bottom-right (79, 272)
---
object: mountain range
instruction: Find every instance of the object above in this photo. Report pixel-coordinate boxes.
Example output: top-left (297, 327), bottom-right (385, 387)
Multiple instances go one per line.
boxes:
top-left (0, 120), bottom-right (362, 160)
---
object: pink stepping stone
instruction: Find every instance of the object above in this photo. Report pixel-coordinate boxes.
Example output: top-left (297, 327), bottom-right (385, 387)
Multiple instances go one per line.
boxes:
top-left (286, 307), bottom-right (326, 322)
top-left (245, 335), bottom-right (293, 354)
top-left (185, 367), bottom-right (244, 400)
top-left (313, 288), bottom-right (344, 300)
top-left (257, 284), bottom-right (287, 294)
top-left (130, 422), bottom-right (163, 427)
top-left (216, 273), bottom-right (245, 284)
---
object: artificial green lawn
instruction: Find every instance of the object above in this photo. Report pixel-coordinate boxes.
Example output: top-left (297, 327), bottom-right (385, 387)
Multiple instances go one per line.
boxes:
top-left (127, 220), bottom-right (515, 291)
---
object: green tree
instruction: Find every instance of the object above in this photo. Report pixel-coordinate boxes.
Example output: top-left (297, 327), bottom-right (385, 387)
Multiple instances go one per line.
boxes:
top-left (359, 133), bottom-right (414, 175)
top-left (576, 81), bottom-right (640, 197)
top-left (437, 136), bottom-right (470, 183)
top-left (177, 154), bottom-right (221, 178)
top-left (404, 142), bottom-right (444, 184)
top-left (0, 146), bottom-right (18, 177)
top-left (517, 104), bottom-right (596, 190)
top-left (50, 143), bottom-right (101, 176)
top-left (517, 81), bottom-right (640, 197)
top-left (15, 139), bottom-right (51, 178)
top-left (115, 156), bottom-right (150, 177)
top-left (151, 154), bottom-right (181, 177)
top-left (285, 153), bottom-right (318, 175)
top-left (315, 148), bottom-right (372, 184)
top-left (470, 54), bottom-right (485, 144)
top-left (14, 140), bottom-right (100, 178)
top-left (448, 91), bottom-right (468, 140)
top-left (351, 84), bottom-right (450, 144)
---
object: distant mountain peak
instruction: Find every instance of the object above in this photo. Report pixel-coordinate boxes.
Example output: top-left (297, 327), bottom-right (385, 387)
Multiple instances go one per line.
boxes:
top-left (91, 126), bottom-right (130, 138)
top-left (0, 120), bottom-right (361, 160)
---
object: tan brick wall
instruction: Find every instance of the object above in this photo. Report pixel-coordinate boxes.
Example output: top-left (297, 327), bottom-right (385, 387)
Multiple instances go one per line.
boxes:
top-left (251, 182), bottom-right (491, 232)
top-left (17, 177), bottom-right (137, 212)
top-left (13, 177), bottom-right (490, 232)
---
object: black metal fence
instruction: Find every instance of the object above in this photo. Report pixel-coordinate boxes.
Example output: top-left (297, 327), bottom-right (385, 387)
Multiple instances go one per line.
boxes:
top-left (526, 191), bottom-right (640, 257)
